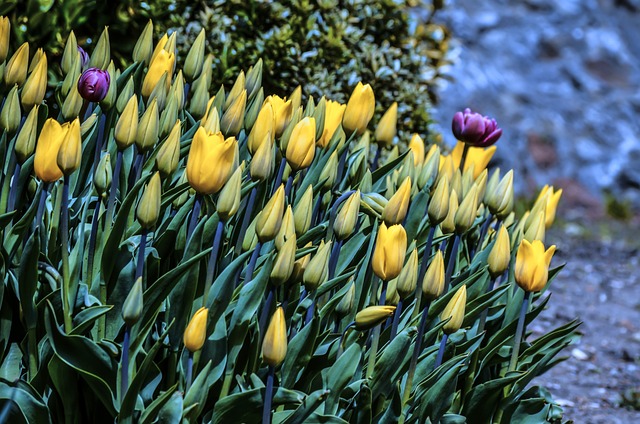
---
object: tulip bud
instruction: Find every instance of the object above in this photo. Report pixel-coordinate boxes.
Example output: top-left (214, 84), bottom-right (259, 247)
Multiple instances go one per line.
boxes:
top-left (34, 119), bottom-right (65, 182)
top-left (136, 172), bottom-right (162, 229)
top-left (224, 71), bottom-right (246, 110)
top-left (334, 190), bottom-right (361, 240)
top-left (0, 16), bottom-right (10, 63)
top-left (94, 153), bottom-right (112, 198)
top-left (250, 135), bottom-right (274, 182)
top-left (256, 185), bottom-right (286, 242)
top-left (315, 151), bottom-right (338, 191)
top-left (135, 99), bottom-right (160, 152)
top-left (523, 210), bottom-right (546, 243)
top-left (275, 206), bottom-right (296, 251)
top-left (291, 242), bottom-right (312, 283)
top-left (0, 84), bottom-right (20, 133)
top-left (183, 307), bottom-right (208, 353)
top-left (354, 305), bottom-right (396, 331)
top-left (88, 27), bottom-right (110, 70)
top-left (142, 49), bottom-right (175, 99)
top-left (243, 86), bottom-right (264, 131)
top-left (61, 50), bottom-right (81, 98)
top-left (348, 149), bottom-right (368, 185)
top-left (382, 177), bottom-right (411, 226)
top-left (286, 117), bottom-right (316, 171)
top-left (535, 185), bottom-right (563, 228)
top-left (170, 70), bottom-right (185, 110)
top-left (77, 67), bottom-right (110, 103)
top-left (15, 105), bottom-right (38, 164)
top-left (61, 31), bottom-right (79, 75)
top-left (150, 34), bottom-right (168, 64)
top-left (116, 77), bottom-right (135, 114)
top-left (62, 78), bottom-right (84, 120)
top-left (487, 170), bottom-right (514, 218)
top-left (294, 185), bottom-right (314, 236)
top-left (335, 282), bottom-right (356, 317)
top-left (289, 85), bottom-right (302, 112)
top-left (375, 102), bottom-right (398, 147)
top-left (452, 108), bottom-right (502, 147)
top-left (270, 237), bottom-right (296, 286)
top-left (155, 120), bottom-right (181, 178)
top-left (172, 170), bottom-right (189, 209)
top-left (21, 51), bottom-right (47, 110)
top-left (160, 93), bottom-right (179, 137)
top-left (115, 95), bottom-right (139, 150)
top-left (440, 190), bottom-right (459, 234)
top-left (201, 101), bottom-right (220, 134)
top-left (186, 128), bottom-right (237, 194)
top-left (220, 89), bottom-right (246, 136)
top-left (248, 101), bottom-right (275, 155)
top-left (409, 134), bottom-right (426, 167)
top-left (422, 250), bottom-right (445, 300)
top-left (184, 29), bottom-right (206, 81)
top-left (132, 20), bottom-right (153, 64)
top-left (268, 95), bottom-right (293, 137)
top-left (515, 239), bottom-right (556, 292)
top-left (303, 240), bottom-right (332, 291)
top-left (361, 192), bottom-right (388, 216)
top-left (488, 225), bottom-right (511, 278)
top-left (245, 58), bottom-right (263, 99)
top-left (397, 248), bottom-right (419, 299)
top-left (262, 307), bottom-right (287, 366)
top-left (428, 176), bottom-right (450, 224)
top-left (217, 165), bottom-right (243, 222)
top-left (188, 79), bottom-right (212, 119)
top-left (343, 82), bottom-right (375, 135)
top-left (4, 42), bottom-right (29, 86)
top-left (418, 145), bottom-right (440, 190)
top-left (122, 277), bottom-right (144, 326)
top-left (372, 223), bottom-right (407, 281)
top-left (318, 100), bottom-right (345, 148)
top-left (441, 285), bottom-right (467, 334)
top-left (56, 118), bottom-right (82, 176)
top-left (454, 184), bottom-right (479, 234)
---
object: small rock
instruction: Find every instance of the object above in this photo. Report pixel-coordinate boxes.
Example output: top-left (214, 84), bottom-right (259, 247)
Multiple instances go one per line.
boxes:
top-left (555, 398), bottom-right (575, 407)
top-left (572, 348), bottom-right (590, 361)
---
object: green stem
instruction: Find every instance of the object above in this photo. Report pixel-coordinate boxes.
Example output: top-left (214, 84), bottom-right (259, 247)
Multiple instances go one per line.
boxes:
top-left (86, 199), bottom-right (102, 293)
top-left (262, 365), bottom-right (275, 424)
top-left (185, 351), bottom-right (194, 390)
top-left (444, 234), bottom-right (461, 291)
top-left (413, 227), bottom-right (436, 321)
top-left (367, 278), bottom-right (387, 379)
top-left (459, 143), bottom-right (469, 171)
top-left (203, 220), bottom-right (225, 307)
top-left (105, 150), bottom-right (123, 227)
top-left (61, 176), bottom-right (73, 333)
top-left (508, 291), bottom-right (530, 373)
top-left (121, 326), bottom-right (130, 399)
top-left (27, 327), bottom-right (38, 380)
top-left (434, 333), bottom-right (449, 369)
top-left (234, 185), bottom-right (257, 256)
top-left (220, 371), bottom-right (233, 398)
top-left (186, 193), bottom-right (202, 242)
top-left (135, 230), bottom-right (148, 282)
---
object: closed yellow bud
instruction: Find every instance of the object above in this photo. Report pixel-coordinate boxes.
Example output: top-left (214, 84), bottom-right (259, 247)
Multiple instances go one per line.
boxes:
top-left (535, 185), bottom-right (562, 228)
top-left (122, 277), bottom-right (144, 326)
top-left (438, 155), bottom-right (455, 186)
top-left (441, 285), bottom-right (467, 334)
top-left (262, 307), bottom-right (287, 366)
top-left (488, 225), bottom-right (511, 278)
top-left (136, 172), bottom-right (162, 229)
top-left (0, 84), bottom-right (20, 133)
top-left (486, 170), bottom-right (514, 218)
top-left (279, 107), bottom-right (302, 153)
top-left (515, 239), bottom-right (556, 293)
top-left (115, 95), bottom-right (139, 149)
top-left (189, 74), bottom-right (210, 118)
top-left (243, 87), bottom-right (265, 133)
top-left (422, 250), bottom-right (445, 300)
top-left (428, 176), bottom-right (450, 224)
top-left (224, 71), bottom-right (246, 110)
top-left (62, 77), bottom-right (84, 120)
top-left (4, 42), bottom-right (29, 86)
top-left (291, 242), bottom-right (312, 283)
top-left (524, 210), bottom-right (546, 243)
top-left (274, 205), bottom-right (296, 251)
top-left (336, 283), bottom-right (356, 317)
top-left (133, 20), bottom-right (154, 65)
top-left (183, 307), bottom-right (208, 352)
top-left (245, 59), bottom-right (263, 98)
top-left (285, 117), bottom-right (316, 171)
top-left (440, 190), bottom-right (459, 234)
top-left (248, 101), bottom-right (275, 154)
top-left (382, 177), bottom-right (411, 226)
top-left (0, 16), bottom-right (10, 63)
top-left (397, 248), bottom-right (419, 298)
top-left (184, 28), bottom-right (206, 81)
top-left (142, 49), bottom-right (175, 98)
top-left (342, 82), bottom-right (375, 135)
top-left (250, 134), bottom-right (274, 182)
top-left (15, 104), bottom-right (38, 164)
top-left (186, 127), bottom-right (237, 194)
top-left (20, 51), bottom-right (47, 110)
top-left (88, 27), bottom-right (110, 70)
top-left (289, 85), bottom-right (302, 112)
top-left (200, 101), bottom-right (220, 134)
top-left (354, 305), bottom-right (396, 331)
top-left (318, 151), bottom-right (338, 191)
top-left (317, 100), bottom-right (346, 148)
top-left (375, 102), bottom-right (398, 147)
top-left (146, 72), bottom-right (168, 111)
top-left (454, 184), bottom-right (479, 234)
top-left (303, 240), bottom-right (332, 291)
top-left (409, 134), bottom-right (426, 167)
top-left (216, 164), bottom-right (242, 222)
top-left (256, 185), bottom-right (286, 242)
top-left (155, 120), bottom-right (181, 178)
top-left (372, 223), bottom-right (407, 281)
top-left (334, 190), bottom-right (361, 240)
top-left (56, 118), bottom-right (82, 176)
top-left (220, 89), bottom-right (246, 136)
top-left (267, 95), bottom-right (293, 137)
top-left (94, 153), bottom-right (112, 197)
top-left (34, 119), bottom-right (65, 182)
top-left (135, 99), bottom-right (160, 152)
top-left (270, 237), bottom-right (296, 286)
top-left (294, 185), bottom-right (314, 236)
top-left (418, 144), bottom-right (441, 190)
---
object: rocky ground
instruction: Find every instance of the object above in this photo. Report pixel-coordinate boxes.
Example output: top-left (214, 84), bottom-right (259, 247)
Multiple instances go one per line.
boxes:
top-left (531, 213), bottom-right (640, 423)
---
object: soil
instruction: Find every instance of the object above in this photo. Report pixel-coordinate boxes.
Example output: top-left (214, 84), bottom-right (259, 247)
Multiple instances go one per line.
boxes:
top-left (531, 214), bottom-right (640, 423)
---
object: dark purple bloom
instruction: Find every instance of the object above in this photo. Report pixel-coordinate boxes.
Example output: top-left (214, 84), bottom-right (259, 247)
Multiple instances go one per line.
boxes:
top-left (77, 68), bottom-right (110, 102)
top-left (452, 108), bottom-right (503, 147)
top-left (77, 46), bottom-right (89, 69)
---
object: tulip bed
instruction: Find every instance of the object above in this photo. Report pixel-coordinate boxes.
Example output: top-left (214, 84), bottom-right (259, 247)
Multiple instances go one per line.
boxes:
top-left (0, 19), bottom-right (579, 424)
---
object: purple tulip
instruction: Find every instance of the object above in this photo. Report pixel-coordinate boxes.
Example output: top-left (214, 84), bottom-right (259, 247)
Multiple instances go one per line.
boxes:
top-left (78, 46), bottom-right (90, 69)
top-left (77, 68), bottom-right (110, 102)
top-left (452, 108), bottom-right (503, 147)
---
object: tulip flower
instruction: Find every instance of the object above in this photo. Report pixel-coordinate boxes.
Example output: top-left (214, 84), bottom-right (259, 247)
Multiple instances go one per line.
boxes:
top-left (422, 250), bottom-right (445, 301)
top-left (440, 190), bottom-right (459, 235)
top-left (285, 117), bottom-right (316, 171)
top-left (34, 119), bottom-right (68, 182)
top-left (94, 153), bottom-right (112, 198)
top-left (452, 108), bottom-right (502, 147)
top-left (77, 68), bottom-right (110, 102)
top-left (250, 135), bottom-right (274, 181)
top-left (274, 206), bottom-right (296, 251)
top-left (136, 172), bottom-right (162, 230)
top-left (56, 118), bottom-right (82, 176)
top-left (155, 120), bottom-right (181, 178)
top-left (0, 85), bottom-right (20, 133)
top-left (375, 102), bottom-right (398, 147)
top-left (142, 49), bottom-right (175, 98)
top-left (133, 20), bottom-right (154, 65)
top-left (122, 277), bottom-right (144, 327)
top-left (524, 210), bottom-right (546, 243)
top-left (535, 185), bottom-right (563, 228)
top-left (184, 28), bottom-right (206, 81)
top-left (441, 285), bottom-right (467, 335)
top-left (354, 305), bottom-right (396, 331)
top-left (382, 177), bottom-right (411, 226)
top-left (88, 27), bottom-right (110, 70)
top-left (397, 248), bottom-right (419, 299)
top-left (262, 307), bottom-right (288, 366)
top-left (454, 184), bottom-right (479, 234)
top-left (135, 98), bottom-right (160, 152)
top-left (451, 141), bottom-right (497, 179)
top-left (372, 223), bottom-right (407, 281)
top-left (15, 105), bottom-right (38, 164)
top-left (343, 82), bottom-right (375, 135)
top-left (265, 95), bottom-right (293, 136)
top-left (486, 170), bottom-right (514, 218)
top-left (21, 51), bottom-right (47, 110)
top-left (183, 307), bottom-right (209, 352)
top-left (270, 237), bottom-right (296, 286)
top-left (217, 165), bottom-right (243, 222)
top-left (0, 16), bottom-right (9, 63)
top-left (334, 190), bottom-right (361, 241)
top-left (248, 101), bottom-right (275, 154)
top-left (303, 240), bottom-right (332, 291)
top-left (220, 89), bottom-right (247, 136)
top-left (186, 127), bottom-right (237, 195)
top-left (515, 240), bottom-right (556, 293)
top-left (115, 95), bottom-right (139, 150)
top-left (488, 225), bottom-right (511, 278)
top-left (4, 42), bottom-right (29, 86)
top-left (294, 185), bottom-right (313, 236)
top-left (318, 100), bottom-right (346, 147)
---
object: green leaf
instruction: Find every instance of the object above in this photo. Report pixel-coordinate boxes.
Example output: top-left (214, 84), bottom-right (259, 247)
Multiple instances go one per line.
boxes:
top-left (139, 385), bottom-right (178, 424)
top-left (282, 316), bottom-right (319, 389)
top-left (17, 231), bottom-right (39, 330)
top-left (70, 305), bottom-right (113, 335)
top-left (462, 375), bottom-right (520, 423)
top-left (322, 343), bottom-right (362, 415)
top-left (211, 387), bottom-right (304, 424)
top-left (0, 380), bottom-right (52, 424)
top-left (280, 389), bottom-right (330, 424)
top-left (370, 327), bottom-right (414, 401)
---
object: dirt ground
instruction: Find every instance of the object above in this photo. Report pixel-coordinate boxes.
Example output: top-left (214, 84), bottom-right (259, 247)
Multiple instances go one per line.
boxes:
top-left (531, 215), bottom-right (640, 423)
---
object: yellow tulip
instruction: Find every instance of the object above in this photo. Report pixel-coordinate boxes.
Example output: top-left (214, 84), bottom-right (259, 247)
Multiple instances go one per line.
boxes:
top-left (317, 100), bottom-right (346, 148)
top-left (488, 225), bottom-right (511, 278)
top-left (267, 95), bottom-right (293, 136)
top-left (135, 98), bottom-right (159, 152)
top-left (294, 185), bottom-right (314, 236)
top-left (372, 223), bottom-right (407, 281)
top-left (515, 239), bottom-right (556, 292)
top-left (250, 134), bottom-right (274, 182)
top-left (409, 134), bottom-right (426, 167)
top-left (262, 307), bottom-right (287, 366)
top-left (486, 170), bottom-right (514, 218)
top-left (303, 240), bottom-right (332, 291)
top-left (34, 118), bottom-right (66, 182)
top-left (535, 185), bottom-right (563, 228)
top-left (248, 101), bottom-right (275, 154)
top-left (451, 141), bottom-right (496, 179)
top-left (375, 102), bottom-right (398, 147)
top-left (524, 210), bottom-right (546, 243)
top-left (454, 184), bottom-right (479, 234)
top-left (4, 42), bottom-right (29, 86)
top-left (15, 105), bottom-right (38, 164)
top-left (183, 307), bottom-right (208, 352)
top-left (343, 82), bottom-right (375, 135)
top-left (136, 172), bottom-right (162, 229)
top-left (382, 177), bottom-right (411, 225)
top-left (56, 118), bottom-right (82, 176)
top-left (155, 120), bottom-right (181, 178)
top-left (115, 95), bottom-right (139, 150)
top-left (422, 250), bottom-right (445, 300)
top-left (285, 117), bottom-right (316, 171)
top-left (428, 174), bottom-right (450, 225)
top-left (334, 190), bottom-right (361, 240)
top-left (289, 85), bottom-right (302, 112)
top-left (186, 127), bottom-right (237, 194)
top-left (21, 50), bottom-right (47, 110)
top-left (270, 237), bottom-right (296, 286)
top-left (441, 285), bottom-right (467, 334)
top-left (440, 190), bottom-right (459, 235)
top-left (397, 248), bottom-right (419, 299)
top-left (274, 205), bottom-right (296, 251)
top-left (255, 185), bottom-right (286, 242)
top-left (142, 49), bottom-right (175, 98)
top-left (291, 242), bottom-right (312, 283)
top-left (0, 16), bottom-right (10, 63)
top-left (133, 20), bottom-right (154, 65)
top-left (217, 165), bottom-right (243, 222)
top-left (220, 89), bottom-right (246, 136)
top-left (355, 305), bottom-right (396, 331)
